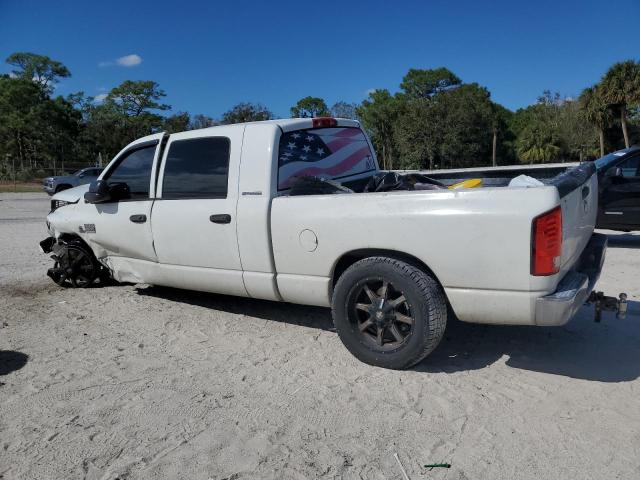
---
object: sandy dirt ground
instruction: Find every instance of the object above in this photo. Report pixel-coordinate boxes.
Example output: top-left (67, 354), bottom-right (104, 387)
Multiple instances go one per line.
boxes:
top-left (1, 192), bottom-right (639, 480)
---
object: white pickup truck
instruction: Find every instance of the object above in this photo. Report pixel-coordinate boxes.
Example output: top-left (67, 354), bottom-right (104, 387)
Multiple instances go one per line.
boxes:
top-left (41, 117), bottom-right (610, 369)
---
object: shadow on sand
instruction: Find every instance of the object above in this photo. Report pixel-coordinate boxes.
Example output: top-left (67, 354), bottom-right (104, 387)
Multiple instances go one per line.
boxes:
top-left (419, 301), bottom-right (640, 382)
top-left (137, 286), bottom-right (640, 383)
top-left (137, 285), bottom-right (334, 331)
top-left (606, 233), bottom-right (640, 249)
top-left (0, 350), bottom-right (29, 376)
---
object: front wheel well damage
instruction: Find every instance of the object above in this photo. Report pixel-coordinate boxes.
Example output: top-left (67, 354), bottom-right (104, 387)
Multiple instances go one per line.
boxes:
top-left (44, 234), bottom-right (112, 287)
top-left (58, 233), bottom-right (92, 251)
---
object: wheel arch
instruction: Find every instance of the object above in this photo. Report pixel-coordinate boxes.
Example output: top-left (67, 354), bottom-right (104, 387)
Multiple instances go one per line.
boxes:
top-left (331, 249), bottom-right (445, 293)
top-left (57, 233), bottom-right (94, 255)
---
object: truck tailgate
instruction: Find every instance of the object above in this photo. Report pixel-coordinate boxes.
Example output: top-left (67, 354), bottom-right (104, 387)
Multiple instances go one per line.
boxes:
top-left (550, 162), bottom-right (598, 274)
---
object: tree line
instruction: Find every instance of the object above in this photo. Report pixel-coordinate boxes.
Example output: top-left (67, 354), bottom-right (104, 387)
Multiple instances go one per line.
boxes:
top-left (0, 52), bottom-right (638, 180)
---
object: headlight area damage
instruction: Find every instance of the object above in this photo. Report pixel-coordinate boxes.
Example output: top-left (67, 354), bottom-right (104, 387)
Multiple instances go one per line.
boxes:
top-left (39, 236), bottom-right (106, 288)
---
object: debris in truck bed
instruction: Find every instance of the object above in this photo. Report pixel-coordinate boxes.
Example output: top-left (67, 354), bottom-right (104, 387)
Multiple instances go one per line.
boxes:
top-left (508, 174), bottom-right (545, 187)
top-left (363, 171), bottom-right (446, 192)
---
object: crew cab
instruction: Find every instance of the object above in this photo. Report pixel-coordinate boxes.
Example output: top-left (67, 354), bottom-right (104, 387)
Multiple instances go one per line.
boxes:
top-left (40, 118), bottom-right (607, 369)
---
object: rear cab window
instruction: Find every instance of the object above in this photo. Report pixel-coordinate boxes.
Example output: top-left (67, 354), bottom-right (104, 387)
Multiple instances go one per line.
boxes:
top-left (277, 127), bottom-right (376, 191)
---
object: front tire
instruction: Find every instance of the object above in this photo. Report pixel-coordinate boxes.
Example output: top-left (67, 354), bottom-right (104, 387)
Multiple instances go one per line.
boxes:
top-left (48, 241), bottom-right (100, 288)
top-left (332, 257), bottom-right (447, 369)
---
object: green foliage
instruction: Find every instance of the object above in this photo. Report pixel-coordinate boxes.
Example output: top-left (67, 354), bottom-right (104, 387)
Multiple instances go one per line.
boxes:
top-left (559, 100), bottom-right (599, 160)
top-left (516, 122), bottom-right (562, 163)
top-left (76, 80), bottom-right (171, 162)
top-left (580, 85), bottom-right (612, 132)
top-left (356, 90), bottom-right (403, 169)
top-left (0, 74), bottom-right (80, 175)
top-left (290, 96), bottom-right (329, 118)
top-left (221, 102), bottom-right (273, 124)
top-left (330, 101), bottom-right (359, 120)
top-left (189, 114), bottom-right (217, 130)
top-left (6, 52), bottom-right (70, 94)
top-left (395, 83), bottom-right (495, 169)
top-left (400, 68), bottom-right (461, 99)
top-left (1, 50), bottom-right (638, 181)
top-left (600, 60), bottom-right (640, 147)
top-left (106, 80), bottom-right (170, 117)
top-left (600, 60), bottom-right (640, 108)
top-left (163, 112), bottom-right (191, 133)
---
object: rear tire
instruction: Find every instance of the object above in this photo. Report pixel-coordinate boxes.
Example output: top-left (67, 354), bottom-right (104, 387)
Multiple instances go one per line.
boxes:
top-left (331, 257), bottom-right (447, 369)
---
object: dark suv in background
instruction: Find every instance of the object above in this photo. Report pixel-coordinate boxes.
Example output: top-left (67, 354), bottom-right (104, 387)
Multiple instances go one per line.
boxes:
top-left (594, 146), bottom-right (640, 231)
top-left (42, 167), bottom-right (103, 195)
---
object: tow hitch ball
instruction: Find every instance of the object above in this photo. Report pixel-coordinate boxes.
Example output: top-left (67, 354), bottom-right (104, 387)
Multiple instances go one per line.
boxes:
top-left (587, 291), bottom-right (628, 322)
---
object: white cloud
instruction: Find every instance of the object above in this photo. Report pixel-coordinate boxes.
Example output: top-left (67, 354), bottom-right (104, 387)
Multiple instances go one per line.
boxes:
top-left (99, 54), bottom-right (142, 68)
top-left (93, 93), bottom-right (108, 103)
top-left (365, 88), bottom-right (377, 96)
top-left (116, 54), bottom-right (142, 67)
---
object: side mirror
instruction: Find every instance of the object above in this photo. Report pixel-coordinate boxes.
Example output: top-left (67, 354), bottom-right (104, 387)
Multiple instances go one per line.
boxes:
top-left (108, 182), bottom-right (131, 201)
top-left (84, 180), bottom-right (111, 204)
top-left (605, 166), bottom-right (622, 178)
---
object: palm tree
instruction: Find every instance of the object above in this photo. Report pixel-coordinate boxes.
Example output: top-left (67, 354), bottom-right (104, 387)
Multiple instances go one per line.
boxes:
top-left (600, 60), bottom-right (640, 148)
top-left (579, 85), bottom-right (612, 157)
top-left (516, 123), bottom-right (562, 164)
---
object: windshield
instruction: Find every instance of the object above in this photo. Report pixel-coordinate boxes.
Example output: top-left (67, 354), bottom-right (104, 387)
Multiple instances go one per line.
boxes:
top-left (594, 149), bottom-right (635, 170)
top-left (72, 169), bottom-right (84, 176)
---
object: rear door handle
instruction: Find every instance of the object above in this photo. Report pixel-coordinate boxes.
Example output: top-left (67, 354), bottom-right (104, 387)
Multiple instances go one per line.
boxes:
top-left (210, 214), bottom-right (231, 224)
top-left (130, 214), bottom-right (147, 223)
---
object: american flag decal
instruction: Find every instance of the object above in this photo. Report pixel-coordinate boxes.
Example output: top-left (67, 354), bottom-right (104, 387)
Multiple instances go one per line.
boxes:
top-left (278, 127), bottom-right (375, 190)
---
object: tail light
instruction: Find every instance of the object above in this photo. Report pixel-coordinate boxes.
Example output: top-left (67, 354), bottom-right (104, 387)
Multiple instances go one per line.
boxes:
top-left (312, 117), bottom-right (337, 128)
top-left (531, 206), bottom-right (562, 276)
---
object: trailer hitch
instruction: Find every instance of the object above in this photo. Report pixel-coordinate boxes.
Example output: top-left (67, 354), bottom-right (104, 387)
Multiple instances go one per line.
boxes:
top-left (586, 291), bottom-right (628, 322)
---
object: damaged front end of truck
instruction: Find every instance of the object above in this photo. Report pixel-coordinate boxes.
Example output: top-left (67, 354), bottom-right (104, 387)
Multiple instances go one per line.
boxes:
top-left (40, 234), bottom-right (103, 288)
top-left (40, 188), bottom-right (108, 288)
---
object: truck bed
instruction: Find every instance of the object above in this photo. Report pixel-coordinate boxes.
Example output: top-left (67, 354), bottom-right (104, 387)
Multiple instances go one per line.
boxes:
top-left (416, 162), bottom-right (580, 188)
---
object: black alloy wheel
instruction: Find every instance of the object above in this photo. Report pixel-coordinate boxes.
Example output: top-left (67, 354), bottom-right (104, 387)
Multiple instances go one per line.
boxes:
top-left (332, 257), bottom-right (447, 369)
top-left (349, 279), bottom-right (414, 350)
top-left (50, 244), bottom-right (98, 288)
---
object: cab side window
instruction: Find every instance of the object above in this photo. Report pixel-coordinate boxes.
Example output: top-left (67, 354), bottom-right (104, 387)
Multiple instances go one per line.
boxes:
top-left (104, 145), bottom-right (156, 199)
top-left (618, 156), bottom-right (640, 178)
top-left (161, 137), bottom-right (230, 199)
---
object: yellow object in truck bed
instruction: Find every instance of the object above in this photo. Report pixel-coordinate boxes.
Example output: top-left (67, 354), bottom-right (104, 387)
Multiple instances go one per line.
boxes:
top-left (448, 178), bottom-right (483, 189)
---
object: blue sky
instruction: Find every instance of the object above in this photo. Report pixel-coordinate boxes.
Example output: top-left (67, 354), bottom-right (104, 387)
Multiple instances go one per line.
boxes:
top-left (1, 0), bottom-right (638, 119)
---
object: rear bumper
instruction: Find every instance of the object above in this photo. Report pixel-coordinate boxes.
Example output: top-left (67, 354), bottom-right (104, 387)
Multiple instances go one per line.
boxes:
top-left (535, 233), bottom-right (607, 326)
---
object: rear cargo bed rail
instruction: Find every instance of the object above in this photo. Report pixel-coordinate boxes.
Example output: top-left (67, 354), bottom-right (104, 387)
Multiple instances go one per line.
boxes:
top-left (550, 162), bottom-right (596, 198)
